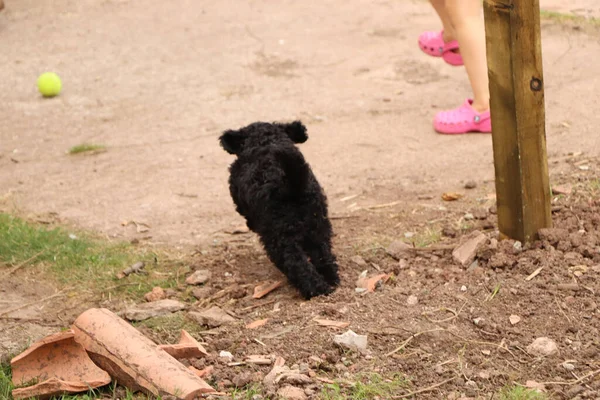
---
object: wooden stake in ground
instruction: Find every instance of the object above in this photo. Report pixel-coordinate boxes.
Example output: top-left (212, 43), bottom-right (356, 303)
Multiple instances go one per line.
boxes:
top-left (483, 0), bottom-right (552, 243)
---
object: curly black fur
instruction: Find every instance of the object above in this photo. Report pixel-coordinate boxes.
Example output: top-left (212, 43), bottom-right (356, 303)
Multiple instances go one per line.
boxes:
top-left (219, 120), bottom-right (340, 299)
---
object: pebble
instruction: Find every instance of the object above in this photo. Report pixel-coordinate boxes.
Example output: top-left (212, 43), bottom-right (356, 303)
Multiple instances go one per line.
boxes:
top-left (185, 269), bottom-right (212, 285)
top-left (406, 295), bottom-right (419, 306)
top-left (527, 337), bottom-right (558, 356)
top-left (124, 299), bottom-right (187, 321)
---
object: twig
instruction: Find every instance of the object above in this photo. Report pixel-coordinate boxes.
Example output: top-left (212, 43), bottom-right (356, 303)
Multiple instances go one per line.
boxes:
top-left (385, 328), bottom-right (444, 357)
top-left (541, 369), bottom-right (600, 386)
top-left (393, 376), bottom-right (456, 398)
top-left (366, 200), bottom-right (402, 210)
top-left (1, 250), bottom-right (45, 278)
top-left (407, 244), bottom-right (456, 252)
top-left (240, 300), bottom-right (276, 312)
top-left (554, 295), bottom-right (571, 323)
top-left (103, 282), bottom-right (141, 292)
top-left (525, 266), bottom-right (544, 281)
top-left (0, 292), bottom-right (65, 318)
top-left (330, 215), bottom-right (360, 220)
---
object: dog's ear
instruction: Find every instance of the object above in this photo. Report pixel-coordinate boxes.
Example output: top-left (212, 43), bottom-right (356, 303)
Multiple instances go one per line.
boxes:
top-left (219, 129), bottom-right (246, 155)
top-left (282, 121), bottom-right (308, 143)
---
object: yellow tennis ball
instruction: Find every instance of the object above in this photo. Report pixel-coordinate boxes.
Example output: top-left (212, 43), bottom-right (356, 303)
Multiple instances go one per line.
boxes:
top-left (37, 72), bottom-right (62, 97)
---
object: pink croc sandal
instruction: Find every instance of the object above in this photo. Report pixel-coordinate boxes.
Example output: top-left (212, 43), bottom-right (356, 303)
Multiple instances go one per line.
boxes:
top-left (418, 30), bottom-right (464, 66)
top-left (418, 30), bottom-right (445, 57)
top-left (441, 41), bottom-right (463, 66)
top-left (434, 99), bottom-right (492, 134)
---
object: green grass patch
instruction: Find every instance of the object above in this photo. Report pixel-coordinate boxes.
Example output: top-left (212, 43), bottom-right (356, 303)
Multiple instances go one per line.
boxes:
top-left (540, 9), bottom-right (600, 26)
top-left (1, 359), bottom-right (14, 400)
top-left (411, 227), bottom-right (441, 248)
top-left (68, 144), bottom-right (106, 155)
top-left (0, 213), bottom-right (178, 299)
top-left (498, 385), bottom-right (547, 400)
top-left (321, 373), bottom-right (408, 400)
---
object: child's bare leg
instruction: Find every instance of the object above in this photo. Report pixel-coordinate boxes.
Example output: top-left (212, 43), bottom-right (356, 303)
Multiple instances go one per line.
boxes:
top-left (429, 0), bottom-right (455, 41)
top-left (445, 0), bottom-right (489, 112)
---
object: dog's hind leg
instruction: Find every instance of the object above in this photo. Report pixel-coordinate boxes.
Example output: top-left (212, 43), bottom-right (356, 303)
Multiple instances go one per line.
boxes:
top-left (263, 240), bottom-right (333, 300)
top-left (305, 240), bottom-right (340, 287)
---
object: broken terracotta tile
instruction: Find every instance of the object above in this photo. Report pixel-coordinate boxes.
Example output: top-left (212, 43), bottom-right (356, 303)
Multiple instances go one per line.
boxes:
top-left (189, 365), bottom-right (214, 379)
top-left (246, 318), bottom-right (269, 329)
top-left (356, 272), bottom-right (390, 293)
top-left (313, 318), bottom-right (350, 329)
top-left (144, 286), bottom-right (166, 302)
top-left (72, 308), bottom-right (215, 399)
top-left (253, 280), bottom-right (283, 299)
top-left (452, 230), bottom-right (487, 267)
top-left (11, 330), bottom-right (111, 400)
top-left (158, 329), bottom-right (209, 359)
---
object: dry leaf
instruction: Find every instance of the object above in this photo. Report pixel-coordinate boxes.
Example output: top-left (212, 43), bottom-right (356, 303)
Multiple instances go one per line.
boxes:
top-left (442, 192), bottom-right (463, 201)
top-left (313, 319), bottom-right (350, 329)
top-left (246, 318), bottom-right (269, 329)
top-left (253, 281), bottom-right (283, 299)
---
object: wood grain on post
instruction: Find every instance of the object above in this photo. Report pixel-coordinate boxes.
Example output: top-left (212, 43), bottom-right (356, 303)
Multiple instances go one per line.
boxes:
top-left (483, 0), bottom-right (552, 242)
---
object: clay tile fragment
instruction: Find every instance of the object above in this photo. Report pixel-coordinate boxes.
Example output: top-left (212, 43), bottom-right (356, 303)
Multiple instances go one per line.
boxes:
top-left (72, 308), bottom-right (215, 399)
top-left (246, 318), bottom-right (269, 329)
top-left (356, 272), bottom-right (390, 293)
top-left (158, 329), bottom-right (209, 359)
top-left (11, 330), bottom-right (111, 400)
top-left (313, 318), bottom-right (350, 329)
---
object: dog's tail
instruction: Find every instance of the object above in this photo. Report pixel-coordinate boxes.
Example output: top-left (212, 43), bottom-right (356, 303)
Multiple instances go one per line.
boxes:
top-left (274, 150), bottom-right (310, 196)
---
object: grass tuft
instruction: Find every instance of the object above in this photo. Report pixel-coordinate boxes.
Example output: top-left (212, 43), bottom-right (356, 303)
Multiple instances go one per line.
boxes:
top-left (498, 385), bottom-right (547, 400)
top-left (68, 144), bottom-right (106, 155)
top-left (322, 373), bottom-right (408, 400)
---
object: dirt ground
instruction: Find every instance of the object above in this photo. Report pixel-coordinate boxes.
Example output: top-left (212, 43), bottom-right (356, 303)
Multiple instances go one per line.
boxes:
top-left (1, 0), bottom-right (600, 399)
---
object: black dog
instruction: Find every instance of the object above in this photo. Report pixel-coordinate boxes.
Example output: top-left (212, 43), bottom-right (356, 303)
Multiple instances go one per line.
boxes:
top-left (219, 121), bottom-right (340, 299)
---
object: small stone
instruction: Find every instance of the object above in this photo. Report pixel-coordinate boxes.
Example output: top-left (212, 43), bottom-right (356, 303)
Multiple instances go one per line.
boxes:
top-left (144, 287), bottom-right (166, 302)
top-left (333, 330), bottom-right (368, 352)
top-left (189, 306), bottom-right (236, 327)
top-left (509, 315), bottom-right (521, 325)
top-left (192, 286), bottom-right (213, 300)
top-left (219, 350), bottom-right (234, 361)
top-left (562, 361), bottom-right (575, 371)
top-left (464, 213), bottom-right (475, 221)
top-left (513, 241), bottom-right (523, 252)
top-left (124, 299), bottom-right (187, 321)
top-left (233, 372), bottom-right (254, 388)
top-left (464, 180), bottom-right (477, 189)
top-left (277, 386), bottom-right (307, 400)
top-left (472, 208), bottom-right (489, 220)
top-left (481, 350), bottom-right (491, 356)
top-left (473, 318), bottom-right (484, 326)
top-left (350, 255), bottom-right (367, 267)
top-left (527, 337), bottom-right (558, 356)
top-left (406, 295), bottom-right (419, 306)
top-left (452, 230), bottom-right (487, 267)
top-left (185, 269), bottom-right (212, 285)
top-left (386, 240), bottom-right (412, 259)
top-left (460, 285), bottom-right (467, 292)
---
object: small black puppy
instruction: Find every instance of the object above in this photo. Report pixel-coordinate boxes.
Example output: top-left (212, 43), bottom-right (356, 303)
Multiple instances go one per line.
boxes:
top-left (219, 121), bottom-right (340, 299)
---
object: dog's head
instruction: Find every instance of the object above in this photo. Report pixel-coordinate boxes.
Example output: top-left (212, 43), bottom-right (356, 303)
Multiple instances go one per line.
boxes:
top-left (219, 121), bottom-right (308, 155)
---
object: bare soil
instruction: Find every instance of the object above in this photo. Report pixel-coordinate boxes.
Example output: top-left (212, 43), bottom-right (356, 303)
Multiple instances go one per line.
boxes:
top-left (1, 0), bottom-right (600, 398)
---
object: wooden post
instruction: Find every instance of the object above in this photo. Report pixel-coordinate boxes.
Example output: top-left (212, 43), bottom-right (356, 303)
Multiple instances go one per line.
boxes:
top-left (483, 0), bottom-right (552, 243)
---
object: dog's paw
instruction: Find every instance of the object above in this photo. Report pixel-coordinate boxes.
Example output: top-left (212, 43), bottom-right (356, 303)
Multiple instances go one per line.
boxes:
top-left (301, 283), bottom-right (335, 300)
top-left (326, 274), bottom-right (341, 287)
